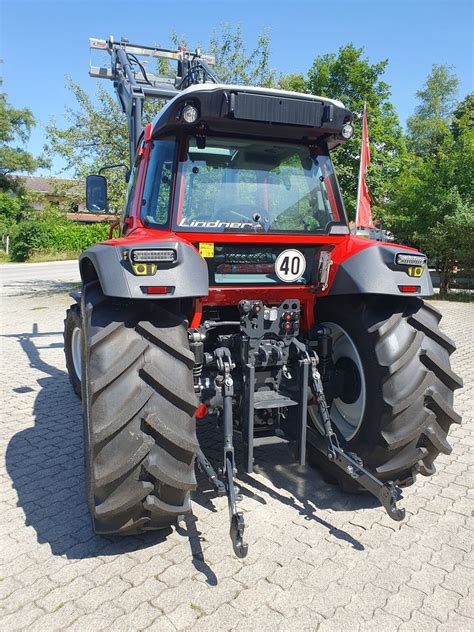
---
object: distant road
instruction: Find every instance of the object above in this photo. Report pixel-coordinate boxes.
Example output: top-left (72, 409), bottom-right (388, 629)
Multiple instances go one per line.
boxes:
top-left (0, 260), bottom-right (80, 296)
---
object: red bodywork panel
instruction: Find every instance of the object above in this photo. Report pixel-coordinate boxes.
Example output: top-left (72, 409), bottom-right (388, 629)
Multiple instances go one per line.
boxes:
top-left (102, 134), bottom-right (416, 333)
top-left (104, 227), bottom-right (415, 333)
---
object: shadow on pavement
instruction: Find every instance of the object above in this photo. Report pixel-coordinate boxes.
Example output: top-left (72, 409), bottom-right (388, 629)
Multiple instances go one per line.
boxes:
top-left (6, 324), bottom-right (366, 567)
top-left (4, 326), bottom-right (177, 562)
top-left (0, 280), bottom-right (80, 299)
top-left (194, 419), bottom-right (368, 551)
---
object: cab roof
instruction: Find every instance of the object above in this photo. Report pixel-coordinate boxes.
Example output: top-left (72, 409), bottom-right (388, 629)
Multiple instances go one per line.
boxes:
top-left (150, 83), bottom-right (353, 149)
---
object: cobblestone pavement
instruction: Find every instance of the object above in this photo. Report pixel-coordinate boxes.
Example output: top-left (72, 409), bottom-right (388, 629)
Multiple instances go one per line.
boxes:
top-left (0, 293), bottom-right (472, 631)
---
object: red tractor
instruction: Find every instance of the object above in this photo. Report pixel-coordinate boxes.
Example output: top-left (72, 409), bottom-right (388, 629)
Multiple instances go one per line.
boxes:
top-left (64, 37), bottom-right (462, 557)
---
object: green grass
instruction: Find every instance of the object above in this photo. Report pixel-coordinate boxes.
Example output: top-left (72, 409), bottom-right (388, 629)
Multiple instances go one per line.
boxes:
top-left (430, 291), bottom-right (474, 303)
top-left (0, 251), bottom-right (80, 263)
top-left (28, 251), bottom-right (79, 263)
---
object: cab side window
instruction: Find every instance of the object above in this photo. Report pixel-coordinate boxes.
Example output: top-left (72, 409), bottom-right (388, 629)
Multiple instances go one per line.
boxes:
top-left (141, 138), bottom-right (176, 227)
top-left (122, 153), bottom-right (141, 222)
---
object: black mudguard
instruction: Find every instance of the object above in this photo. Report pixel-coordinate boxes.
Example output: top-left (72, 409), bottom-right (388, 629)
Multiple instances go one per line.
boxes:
top-left (329, 244), bottom-right (433, 297)
top-left (79, 240), bottom-right (209, 299)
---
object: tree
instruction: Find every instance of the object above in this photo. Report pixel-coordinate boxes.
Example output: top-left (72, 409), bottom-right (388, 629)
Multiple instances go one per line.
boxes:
top-left (0, 79), bottom-right (47, 236)
top-left (388, 67), bottom-right (473, 295)
top-left (0, 79), bottom-right (45, 191)
top-left (209, 24), bottom-right (276, 87)
top-left (0, 192), bottom-right (22, 236)
top-left (278, 73), bottom-right (307, 94)
top-left (46, 81), bottom-right (130, 211)
top-left (406, 65), bottom-right (459, 157)
top-left (419, 190), bottom-right (474, 295)
top-left (302, 44), bottom-right (405, 219)
top-left (451, 92), bottom-right (474, 138)
top-left (446, 92), bottom-right (474, 201)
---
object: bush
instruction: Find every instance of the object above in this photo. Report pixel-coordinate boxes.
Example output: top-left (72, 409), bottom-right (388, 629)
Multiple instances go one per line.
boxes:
top-left (10, 211), bottom-right (110, 261)
top-left (0, 191), bottom-right (33, 235)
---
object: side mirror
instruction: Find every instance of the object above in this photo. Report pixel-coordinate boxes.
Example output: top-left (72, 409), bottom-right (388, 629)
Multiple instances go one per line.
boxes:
top-left (86, 175), bottom-right (108, 213)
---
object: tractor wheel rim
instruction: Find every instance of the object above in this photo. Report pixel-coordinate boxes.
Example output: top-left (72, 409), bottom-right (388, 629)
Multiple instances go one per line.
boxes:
top-left (309, 321), bottom-right (366, 441)
top-left (71, 326), bottom-right (82, 381)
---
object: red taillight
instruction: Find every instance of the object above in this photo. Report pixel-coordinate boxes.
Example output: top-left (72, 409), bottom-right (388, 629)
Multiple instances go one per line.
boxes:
top-left (195, 403), bottom-right (208, 419)
top-left (143, 286), bottom-right (173, 295)
top-left (398, 285), bottom-right (420, 293)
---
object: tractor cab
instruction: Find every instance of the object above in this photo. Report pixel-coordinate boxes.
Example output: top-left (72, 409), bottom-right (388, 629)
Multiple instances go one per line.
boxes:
top-left (142, 132), bottom-right (347, 236)
top-left (138, 82), bottom-right (352, 236)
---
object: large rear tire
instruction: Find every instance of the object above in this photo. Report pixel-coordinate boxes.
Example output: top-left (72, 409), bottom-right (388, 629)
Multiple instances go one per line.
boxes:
top-left (64, 304), bottom-right (82, 398)
top-left (81, 282), bottom-right (199, 535)
top-left (307, 296), bottom-right (463, 487)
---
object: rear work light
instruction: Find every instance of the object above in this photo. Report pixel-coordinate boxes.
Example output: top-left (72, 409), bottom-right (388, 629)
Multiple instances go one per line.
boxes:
top-left (398, 285), bottom-right (420, 293)
top-left (182, 104), bottom-right (199, 123)
top-left (395, 253), bottom-right (426, 266)
top-left (131, 249), bottom-right (177, 263)
top-left (341, 123), bottom-right (353, 139)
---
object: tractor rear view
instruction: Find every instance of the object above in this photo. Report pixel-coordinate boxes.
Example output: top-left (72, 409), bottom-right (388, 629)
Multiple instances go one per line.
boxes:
top-left (64, 37), bottom-right (462, 557)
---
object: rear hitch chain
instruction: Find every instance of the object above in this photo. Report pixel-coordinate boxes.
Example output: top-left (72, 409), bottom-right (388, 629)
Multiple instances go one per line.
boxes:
top-left (214, 348), bottom-right (249, 558)
top-left (307, 346), bottom-right (405, 522)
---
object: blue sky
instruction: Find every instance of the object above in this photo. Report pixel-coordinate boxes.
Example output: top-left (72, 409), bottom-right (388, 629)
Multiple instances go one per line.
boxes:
top-left (1, 0), bottom-right (473, 175)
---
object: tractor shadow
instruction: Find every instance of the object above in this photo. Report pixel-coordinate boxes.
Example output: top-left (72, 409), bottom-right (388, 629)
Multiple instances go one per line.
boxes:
top-left (195, 419), bottom-right (372, 551)
top-left (4, 325), bottom-right (214, 582)
top-left (1, 281), bottom-right (80, 299)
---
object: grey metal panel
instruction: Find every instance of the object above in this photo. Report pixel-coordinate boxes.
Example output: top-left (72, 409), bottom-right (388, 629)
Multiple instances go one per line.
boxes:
top-left (231, 92), bottom-right (325, 126)
top-left (329, 244), bottom-right (433, 297)
top-left (329, 225), bottom-right (350, 235)
top-left (79, 240), bottom-right (209, 299)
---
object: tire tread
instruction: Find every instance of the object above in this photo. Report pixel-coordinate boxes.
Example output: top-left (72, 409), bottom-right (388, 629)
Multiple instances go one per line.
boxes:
top-left (310, 296), bottom-right (462, 488)
top-left (82, 283), bottom-right (198, 535)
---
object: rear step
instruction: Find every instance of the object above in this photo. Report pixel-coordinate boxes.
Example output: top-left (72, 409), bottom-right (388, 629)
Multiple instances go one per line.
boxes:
top-left (253, 434), bottom-right (291, 447)
top-left (242, 362), bottom-right (309, 474)
top-left (253, 391), bottom-right (298, 409)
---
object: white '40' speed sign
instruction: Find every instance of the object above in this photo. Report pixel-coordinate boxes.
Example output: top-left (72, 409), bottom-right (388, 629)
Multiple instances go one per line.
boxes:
top-left (275, 249), bottom-right (306, 283)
